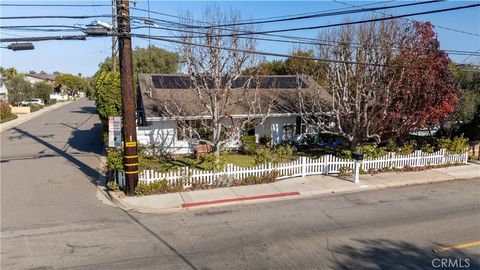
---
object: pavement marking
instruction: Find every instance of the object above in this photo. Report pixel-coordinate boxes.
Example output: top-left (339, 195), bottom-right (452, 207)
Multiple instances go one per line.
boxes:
top-left (182, 192), bottom-right (301, 208)
top-left (432, 241), bottom-right (480, 253)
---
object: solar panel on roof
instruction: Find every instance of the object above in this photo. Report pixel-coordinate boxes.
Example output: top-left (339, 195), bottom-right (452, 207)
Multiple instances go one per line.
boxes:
top-left (150, 75), bottom-right (308, 89)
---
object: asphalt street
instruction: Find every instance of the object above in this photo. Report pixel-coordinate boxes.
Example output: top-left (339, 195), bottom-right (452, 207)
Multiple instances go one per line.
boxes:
top-left (1, 99), bottom-right (479, 270)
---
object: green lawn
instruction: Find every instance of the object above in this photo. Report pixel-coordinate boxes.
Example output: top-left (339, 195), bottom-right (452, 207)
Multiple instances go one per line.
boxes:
top-left (139, 152), bottom-right (257, 172)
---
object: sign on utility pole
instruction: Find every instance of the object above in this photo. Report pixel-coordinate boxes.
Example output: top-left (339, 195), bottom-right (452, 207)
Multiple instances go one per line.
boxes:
top-left (108, 116), bottom-right (122, 148)
top-left (116, 0), bottom-right (139, 196)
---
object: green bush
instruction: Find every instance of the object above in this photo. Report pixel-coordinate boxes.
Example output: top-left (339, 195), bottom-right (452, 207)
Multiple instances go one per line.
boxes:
top-left (355, 145), bottom-right (387, 158)
top-left (135, 179), bottom-right (183, 196)
top-left (107, 181), bottom-right (120, 191)
top-left (436, 136), bottom-right (469, 154)
top-left (0, 102), bottom-right (17, 123)
top-left (396, 140), bottom-right (417, 155)
top-left (233, 170), bottom-right (279, 186)
top-left (201, 153), bottom-right (226, 170)
top-left (437, 137), bottom-right (451, 150)
top-left (255, 147), bottom-right (273, 164)
top-left (259, 135), bottom-right (272, 146)
top-left (240, 135), bottom-right (257, 154)
top-left (336, 149), bottom-right (353, 160)
top-left (29, 104), bottom-right (43, 112)
top-left (421, 143), bottom-right (436, 153)
top-left (385, 140), bottom-right (398, 152)
top-left (107, 148), bottom-right (123, 171)
top-left (273, 145), bottom-right (293, 160)
top-left (447, 135), bottom-right (469, 154)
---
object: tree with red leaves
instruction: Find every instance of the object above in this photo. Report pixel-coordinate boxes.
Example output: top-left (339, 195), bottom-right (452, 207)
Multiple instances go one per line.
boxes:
top-left (384, 22), bottom-right (458, 139)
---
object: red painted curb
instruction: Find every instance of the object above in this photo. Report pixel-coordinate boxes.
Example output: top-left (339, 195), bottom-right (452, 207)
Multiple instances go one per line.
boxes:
top-left (181, 191), bottom-right (301, 208)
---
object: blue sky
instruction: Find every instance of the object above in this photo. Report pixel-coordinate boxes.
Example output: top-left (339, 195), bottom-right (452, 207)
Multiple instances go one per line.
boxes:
top-left (1, 0), bottom-right (479, 77)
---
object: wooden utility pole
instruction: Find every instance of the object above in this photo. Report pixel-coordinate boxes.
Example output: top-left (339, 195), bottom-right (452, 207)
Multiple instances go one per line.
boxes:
top-left (116, 0), bottom-right (138, 196)
top-left (111, 0), bottom-right (117, 72)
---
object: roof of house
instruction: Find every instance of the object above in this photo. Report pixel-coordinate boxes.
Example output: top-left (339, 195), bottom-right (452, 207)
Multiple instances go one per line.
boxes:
top-left (138, 74), bottom-right (332, 119)
top-left (25, 73), bottom-right (56, 81)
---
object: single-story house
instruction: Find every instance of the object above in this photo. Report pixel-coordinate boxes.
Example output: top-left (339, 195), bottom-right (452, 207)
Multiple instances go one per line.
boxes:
top-left (25, 73), bottom-right (56, 85)
top-left (136, 74), bottom-right (331, 154)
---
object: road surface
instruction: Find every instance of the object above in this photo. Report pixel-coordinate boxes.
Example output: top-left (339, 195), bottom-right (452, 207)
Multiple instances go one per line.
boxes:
top-left (1, 99), bottom-right (479, 269)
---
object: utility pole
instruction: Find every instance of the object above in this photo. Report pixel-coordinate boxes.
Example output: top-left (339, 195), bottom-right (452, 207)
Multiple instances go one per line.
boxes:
top-left (116, 0), bottom-right (139, 196)
top-left (112, 0), bottom-right (117, 72)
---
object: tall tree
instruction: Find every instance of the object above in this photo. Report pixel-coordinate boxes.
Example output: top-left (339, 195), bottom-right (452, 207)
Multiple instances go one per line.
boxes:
top-left (6, 75), bottom-right (32, 105)
top-left (384, 22), bottom-right (458, 139)
top-left (96, 45), bottom-right (179, 75)
top-left (33, 82), bottom-right (53, 103)
top-left (171, 6), bottom-right (274, 162)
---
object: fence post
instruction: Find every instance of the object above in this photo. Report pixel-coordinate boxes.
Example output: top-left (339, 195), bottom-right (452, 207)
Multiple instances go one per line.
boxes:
top-left (301, 156), bottom-right (306, 177)
top-left (352, 160), bottom-right (360, 184)
top-left (324, 155), bottom-right (329, 175)
top-left (441, 149), bottom-right (446, 165)
top-left (464, 150), bottom-right (469, 164)
top-left (416, 150), bottom-right (421, 167)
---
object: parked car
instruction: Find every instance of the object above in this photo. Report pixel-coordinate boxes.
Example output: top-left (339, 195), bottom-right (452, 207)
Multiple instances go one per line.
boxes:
top-left (20, 98), bottom-right (45, 106)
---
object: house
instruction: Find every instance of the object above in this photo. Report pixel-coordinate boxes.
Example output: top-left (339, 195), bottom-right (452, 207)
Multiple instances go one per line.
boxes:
top-left (24, 73), bottom-right (56, 85)
top-left (0, 76), bottom-right (8, 101)
top-left (136, 74), bottom-right (331, 154)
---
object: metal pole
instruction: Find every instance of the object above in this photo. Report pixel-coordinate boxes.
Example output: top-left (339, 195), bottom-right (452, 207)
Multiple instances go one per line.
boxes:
top-left (116, 0), bottom-right (138, 196)
top-left (353, 160), bottom-right (360, 183)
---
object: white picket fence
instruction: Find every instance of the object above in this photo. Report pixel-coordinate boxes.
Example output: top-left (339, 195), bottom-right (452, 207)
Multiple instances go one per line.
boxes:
top-left (117, 149), bottom-right (468, 188)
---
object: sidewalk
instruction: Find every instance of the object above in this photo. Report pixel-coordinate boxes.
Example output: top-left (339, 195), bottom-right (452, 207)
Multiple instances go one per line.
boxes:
top-left (107, 163), bottom-right (480, 213)
top-left (0, 101), bottom-right (71, 132)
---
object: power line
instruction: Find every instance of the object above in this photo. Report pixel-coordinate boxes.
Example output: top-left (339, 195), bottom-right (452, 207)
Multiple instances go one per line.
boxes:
top-left (333, 0), bottom-right (480, 37)
top-left (460, 49), bottom-right (480, 64)
top-left (162, 3), bottom-right (480, 38)
top-left (0, 35), bottom-right (87, 42)
top-left (0, 3), bottom-right (112, 7)
top-left (131, 25), bottom-right (480, 57)
top-left (183, 0), bottom-right (443, 28)
top-left (130, 0), bottom-right (396, 24)
top-left (0, 15), bottom-right (113, 20)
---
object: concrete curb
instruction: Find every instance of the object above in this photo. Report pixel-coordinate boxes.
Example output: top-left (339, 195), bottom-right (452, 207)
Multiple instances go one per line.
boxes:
top-left (0, 101), bottom-right (72, 132)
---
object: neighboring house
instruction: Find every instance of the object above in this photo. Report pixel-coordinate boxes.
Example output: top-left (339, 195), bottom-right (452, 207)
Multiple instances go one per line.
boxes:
top-left (25, 73), bottom-right (56, 85)
top-left (0, 76), bottom-right (8, 101)
top-left (136, 74), bottom-right (331, 154)
top-left (50, 92), bottom-right (69, 101)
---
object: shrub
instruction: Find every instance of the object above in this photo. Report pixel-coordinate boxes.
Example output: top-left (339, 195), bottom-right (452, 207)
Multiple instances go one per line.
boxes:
top-left (421, 143), bottom-right (436, 153)
top-left (337, 149), bottom-right (353, 160)
top-left (259, 135), bottom-right (272, 146)
top-left (240, 135), bottom-right (257, 154)
top-left (232, 170), bottom-right (279, 186)
top-left (436, 136), bottom-right (469, 154)
top-left (0, 102), bottom-right (17, 123)
top-left (339, 166), bottom-right (352, 176)
top-left (107, 148), bottom-right (123, 171)
top-left (29, 104), bottom-right (43, 112)
top-left (396, 140), bottom-right (417, 155)
top-left (255, 147), bottom-right (273, 164)
top-left (437, 137), bottom-right (451, 150)
top-left (355, 145), bottom-right (387, 158)
top-left (447, 135), bottom-right (469, 154)
top-left (273, 145), bottom-right (293, 161)
top-left (385, 140), bottom-right (398, 152)
top-left (107, 181), bottom-right (120, 191)
top-left (134, 179), bottom-right (183, 196)
top-left (201, 153), bottom-right (226, 170)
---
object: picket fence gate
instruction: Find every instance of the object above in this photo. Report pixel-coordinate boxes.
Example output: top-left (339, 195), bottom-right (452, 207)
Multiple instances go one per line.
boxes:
top-left (117, 149), bottom-right (468, 188)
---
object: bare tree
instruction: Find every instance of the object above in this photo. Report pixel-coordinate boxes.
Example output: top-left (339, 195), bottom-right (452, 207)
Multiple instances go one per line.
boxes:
top-left (170, 6), bottom-right (275, 162)
top-left (305, 18), bottom-right (408, 147)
